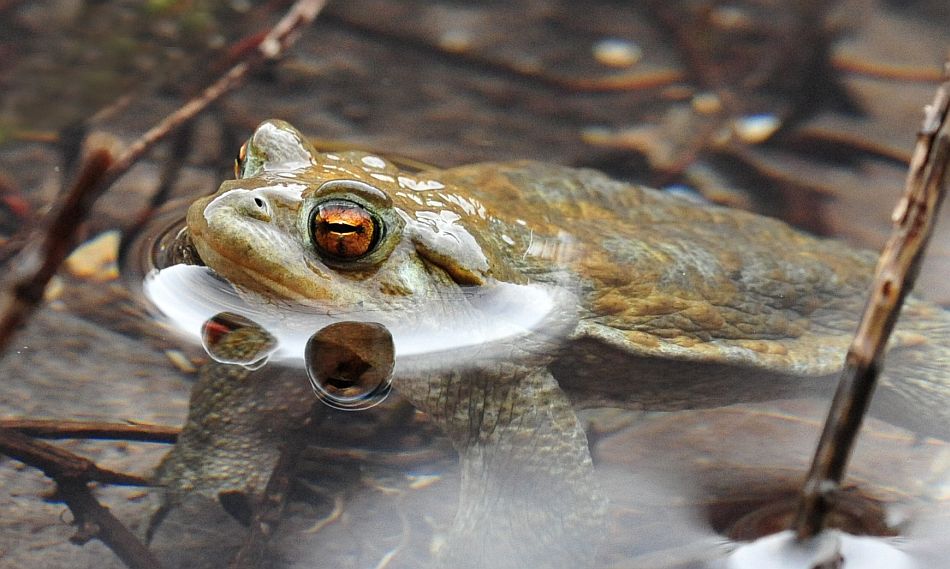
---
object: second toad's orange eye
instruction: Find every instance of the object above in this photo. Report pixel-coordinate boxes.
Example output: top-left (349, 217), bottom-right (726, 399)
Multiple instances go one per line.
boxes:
top-left (310, 200), bottom-right (379, 260)
top-left (234, 141), bottom-right (249, 178)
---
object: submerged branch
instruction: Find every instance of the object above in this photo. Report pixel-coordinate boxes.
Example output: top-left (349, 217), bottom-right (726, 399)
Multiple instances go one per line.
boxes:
top-left (0, 426), bottom-right (161, 568)
top-left (0, 418), bottom-right (180, 443)
top-left (0, 426), bottom-right (149, 486)
top-left (0, 149), bottom-right (115, 355)
top-left (56, 479), bottom-right (164, 569)
top-left (793, 61), bottom-right (950, 539)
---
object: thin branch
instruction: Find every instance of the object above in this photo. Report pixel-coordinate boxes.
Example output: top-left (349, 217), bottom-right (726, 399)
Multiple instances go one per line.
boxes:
top-left (0, 426), bottom-right (161, 568)
top-left (56, 479), bottom-right (164, 569)
top-left (0, 0), bottom-right (328, 358)
top-left (0, 418), bottom-right (179, 443)
top-left (793, 61), bottom-right (950, 539)
top-left (326, 9), bottom-right (683, 93)
top-left (0, 149), bottom-right (114, 354)
top-left (0, 426), bottom-right (149, 486)
top-left (116, 123), bottom-right (194, 267)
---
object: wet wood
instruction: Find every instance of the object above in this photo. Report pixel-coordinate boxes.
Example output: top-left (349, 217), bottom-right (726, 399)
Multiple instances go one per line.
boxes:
top-left (794, 61), bottom-right (950, 540)
top-left (0, 3), bottom-right (330, 568)
top-left (0, 427), bottom-right (163, 569)
top-left (0, 149), bottom-right (115, 355)
top-left (0, 426), bottom-right (149, 485)
top-left (0, 418), bottom-right (180, 443)
top-left (56, 479), bottom-right (165, 569)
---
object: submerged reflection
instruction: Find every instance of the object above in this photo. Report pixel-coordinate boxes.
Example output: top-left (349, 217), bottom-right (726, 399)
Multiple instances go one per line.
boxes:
top-left (722, 530), bottom-right (915, 569)
top-left (144, 262), bottom-right (570, 364)
top-left (591, 400), bottom-right (950, 568)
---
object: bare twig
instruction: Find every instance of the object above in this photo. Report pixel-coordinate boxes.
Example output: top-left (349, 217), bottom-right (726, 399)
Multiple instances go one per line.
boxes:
top-left (0, 418), bottom-right (179, 443)
top-left (55, 479), bottom-right (164, 569)
top-left (117, 123), bottom-right (194, 267)
top-left (0, 426), bottom-right (149, 486)
top-left (0, 149), bottom-right (115, 354)
top-left (326, 9), bottom-right (683, 93)
top-left (0, 0), bottom-right (328, 358)
top-left (793, 61), bottom-right (950, 539)
top-left (0, 427), bottom-right (161, 568)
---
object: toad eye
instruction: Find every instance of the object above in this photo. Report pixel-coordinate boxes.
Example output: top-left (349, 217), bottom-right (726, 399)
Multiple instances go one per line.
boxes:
top-left (310, 200), bottom-right (380, 260)
top-left (234, 140), bottom-right (249, 179)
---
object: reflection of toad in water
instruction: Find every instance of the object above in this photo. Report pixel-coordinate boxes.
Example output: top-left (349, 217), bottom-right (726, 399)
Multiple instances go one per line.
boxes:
top-left (145, 120), bottom-right (950, 568)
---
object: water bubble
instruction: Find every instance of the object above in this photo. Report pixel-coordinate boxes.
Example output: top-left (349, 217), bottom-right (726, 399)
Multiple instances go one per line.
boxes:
top-left (200, 312), bottom-right (277, 369)
top-left (305, 321), bottom-right (395, 411)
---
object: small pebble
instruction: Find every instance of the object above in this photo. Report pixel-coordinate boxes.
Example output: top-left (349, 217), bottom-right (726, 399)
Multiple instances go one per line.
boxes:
top-left (592, 38), bottom-right (642, 68)
top-left (733, 114), bottom-right (781, 144)
top-left (438, 29), bottom-right (473, 52)
top-left (692, 92), bottom-right (722, 115)
top-left (64, 230), bottom-right (120, 281)
top-left (43, 276), bottom-right (65, 301)
top-left (407, 474), bottom-right (442, 490)
top-left (165, 349), bottom-right (197, 373)
top-left (709, 5), bottom-right (753, 30)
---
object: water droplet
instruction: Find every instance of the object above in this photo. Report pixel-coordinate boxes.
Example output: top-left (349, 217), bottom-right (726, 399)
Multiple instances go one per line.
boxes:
top-left (305, 321), bottom-right (395, 411)
top-left (361, 155), bottom-right (387, 169)
top-left (200, 312), bottom-right (277, 369)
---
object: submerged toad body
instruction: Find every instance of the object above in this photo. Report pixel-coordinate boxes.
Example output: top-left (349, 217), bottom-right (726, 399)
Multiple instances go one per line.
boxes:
top-left (162, 119), bottom-right (950, 568)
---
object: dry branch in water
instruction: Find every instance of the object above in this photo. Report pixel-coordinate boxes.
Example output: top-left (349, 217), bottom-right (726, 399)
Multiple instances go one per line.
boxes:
top-left (793, 61), bottom-right (950, 539)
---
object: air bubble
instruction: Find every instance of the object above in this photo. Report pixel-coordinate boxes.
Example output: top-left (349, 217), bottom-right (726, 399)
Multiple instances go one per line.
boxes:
top-left (200, 312), bottom-right (277, 369)
top-left (305, 321), bottom-right (395, 411)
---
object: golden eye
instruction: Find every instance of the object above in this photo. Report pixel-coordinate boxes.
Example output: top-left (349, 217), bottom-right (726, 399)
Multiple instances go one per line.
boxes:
top-left (234, 141), bottom-right (249, 178)
top-left (310, 200), bottom-right (379, 260)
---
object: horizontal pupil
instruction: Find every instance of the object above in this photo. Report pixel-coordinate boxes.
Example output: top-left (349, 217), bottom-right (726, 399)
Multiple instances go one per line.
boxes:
top-left (322, 221), bottom-right (363, 234)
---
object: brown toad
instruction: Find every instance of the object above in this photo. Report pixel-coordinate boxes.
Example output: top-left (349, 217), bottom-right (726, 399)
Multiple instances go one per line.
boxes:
top-left (152, 119), bottom-right (950, 569)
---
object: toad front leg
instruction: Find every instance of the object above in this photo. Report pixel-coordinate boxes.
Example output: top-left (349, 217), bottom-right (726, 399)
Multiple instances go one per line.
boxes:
top-left (397, 365), bottom-right (607, 569)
